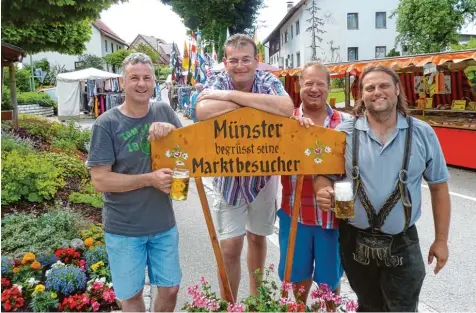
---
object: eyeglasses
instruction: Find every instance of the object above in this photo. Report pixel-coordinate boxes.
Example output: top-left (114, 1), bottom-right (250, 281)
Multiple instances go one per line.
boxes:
top-left (226, 58), bottom-right (254, 66)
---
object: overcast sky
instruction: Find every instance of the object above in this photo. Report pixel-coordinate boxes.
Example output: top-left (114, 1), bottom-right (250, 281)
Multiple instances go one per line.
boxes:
top-left (100, 0), bottom-right (293, 54)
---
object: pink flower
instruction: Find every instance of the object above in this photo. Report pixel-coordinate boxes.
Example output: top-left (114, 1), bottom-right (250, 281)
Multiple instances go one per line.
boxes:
top-left (81, 294), bottom-right (90, 305)
top-left (174, 151), bottom-right (181, 157)
top-left (207, 299), bottom-right (220, 311)
top-left (268, 263), bottom-right (275, 272)
top-left (227, 303), bottom-right (245, 312)
top-left (200, 276), bottom-right (208, 286)
top-left (314, 148), bottom-right (322, 154)
top-left (298, 285), bottom-right (306, 294)
top-left (91, 300), bottom-right (100, 312)
top-left (346, 300), bottom-right (358, 312)
top-left (102, 289), bottom-right (115, 303)
top-left (281, 281), bottom-right (293, 293)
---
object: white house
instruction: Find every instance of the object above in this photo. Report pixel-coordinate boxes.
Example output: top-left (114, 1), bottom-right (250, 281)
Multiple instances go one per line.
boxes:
top-left (263, 0), bottom-right (401, 69)
top-left (23, 20), bottom-right (128, 73)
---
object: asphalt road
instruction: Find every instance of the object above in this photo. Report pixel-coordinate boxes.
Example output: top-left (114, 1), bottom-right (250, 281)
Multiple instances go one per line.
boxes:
top-left (74, 90), bottom-right (475, 312)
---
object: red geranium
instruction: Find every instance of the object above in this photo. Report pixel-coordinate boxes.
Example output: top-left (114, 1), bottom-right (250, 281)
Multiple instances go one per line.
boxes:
top-left (55, 248), bottom-right (81, 265)
top-left (59, 293), bottom-right (91, 312)
top-left (1, 286), bottom-right (25, 312)
top-left (1, 278), bottom-right (11, 290)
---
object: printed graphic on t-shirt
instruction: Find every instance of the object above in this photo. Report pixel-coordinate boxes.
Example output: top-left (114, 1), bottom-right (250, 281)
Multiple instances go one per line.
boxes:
top-left (119, 123), bottom-right (151, 156)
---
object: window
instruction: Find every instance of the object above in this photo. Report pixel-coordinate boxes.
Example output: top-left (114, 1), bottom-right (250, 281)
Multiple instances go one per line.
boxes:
top-left (348, 47), bottom-right (358, 61)
top-left (296, 52), bottom-right (301, 67)
top-left (291, 25), bottom-right (294, 39)
top-left (117, 45), bottom-right (120, 50)
top-left (347, 13), bottom-right (358, 30)
top-left (105, 40), bottom-right (108, 52)
top-left (376, 12), bottom-right (386, 29)
top-left (296, 20), bottom-right (300, 35)
top-left (375, 46), bottom-right (386, 58)
top-left (111, 42), bottom-right (114, 52)
top-left (285, 31), bottom-right (288, 43)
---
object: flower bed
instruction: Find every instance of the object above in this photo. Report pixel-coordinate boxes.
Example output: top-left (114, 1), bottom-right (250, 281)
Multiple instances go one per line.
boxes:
top-left (1, 239), bottom-right (118, 312)
top-left (183, 265), bottom-right (357, 312)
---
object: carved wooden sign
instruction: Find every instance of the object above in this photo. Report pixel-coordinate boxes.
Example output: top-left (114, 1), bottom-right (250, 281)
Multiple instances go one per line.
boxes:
top-left (151, 108), bottom-right (346, 177)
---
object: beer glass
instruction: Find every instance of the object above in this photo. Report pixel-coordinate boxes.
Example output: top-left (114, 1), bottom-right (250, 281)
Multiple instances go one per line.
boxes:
top-left (171, 168), bottom-right (190, 201)
top-left (333, 181), bottom-right (355, 219)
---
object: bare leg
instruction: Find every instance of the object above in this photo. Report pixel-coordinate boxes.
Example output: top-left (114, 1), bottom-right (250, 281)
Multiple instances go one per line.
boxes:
top-left (217, 235), bottom-right (245, 302)
top-left (246, 231), bottom-right (267, 297)
top-left (121, 288), bottom-right (145, 312)
top-left (293, 277), bottom-right (313, 303)
top-left (153, 286), bottom-right (179, 312)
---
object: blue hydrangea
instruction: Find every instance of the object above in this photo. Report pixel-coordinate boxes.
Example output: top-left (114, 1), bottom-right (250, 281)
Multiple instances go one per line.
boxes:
top-left (36, 252), bottom-right (58, 267)
top-left (45, 266), bottom-right (87, 296)
top-left (1, 256), bottom-right (14, 275)
top-left (84, 245), bottom-right (108, 269)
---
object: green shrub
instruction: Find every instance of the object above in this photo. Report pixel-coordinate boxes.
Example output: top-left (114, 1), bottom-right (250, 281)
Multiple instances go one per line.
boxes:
top-left (80, 223), bottom-right (104, 242)
top-left (1, 210), bottom-right (88, 254)
top-left (69, 181), bottom-right (103, 209)
top-left (44, 152), bottom-right (88, 180)
top-left (17, 92), bottom-right (55, 107)
top-left (52, 120), bottom-right (91, 153)
top-left (2, 85), bottom-right (12, 110)
top-left (1, 150), bottom-right (65, 204)
top-left (1, 131), bottom-right (35, 154)
top-left (18, 114), bottom-right (55, 141)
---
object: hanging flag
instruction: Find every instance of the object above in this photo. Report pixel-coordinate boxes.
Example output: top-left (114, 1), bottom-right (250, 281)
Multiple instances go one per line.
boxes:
top-left (196, 29), bottom-right (202, 56)
top-left (182, 40), bottom-right (189, 73)
top-left (197, 54), bottom-right (207, 83)
top-left (169, 41), bottom-right (176, 69)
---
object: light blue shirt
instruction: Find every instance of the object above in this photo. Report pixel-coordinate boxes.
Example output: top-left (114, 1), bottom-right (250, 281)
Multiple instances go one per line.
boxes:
top-left (190, 91), bottom-right (199, 110)
top-left (336, 113), bottom-right (449, 234)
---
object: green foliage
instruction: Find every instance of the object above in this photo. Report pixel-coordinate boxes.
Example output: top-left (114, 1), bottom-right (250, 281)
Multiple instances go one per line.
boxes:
top-left (331, 78), bottom-right (345, 89)
top-left (386, 48), bottom-right (401, 57)
top-left (45, 153), bottom-right (88, 180)
top-left (76, 54), bottom-right (105, 70)
top-left (2, 0), bottom-right (125, 54)
top-left (80, 223), bottom-right (105, 243)
top-left (17, 92), bottom-right (56, 107)
top-left (2, 19), bottom-right (93, 55)
top-left (51, 120), bottom-right (92, 153)
top-left (451, 37), bottom-right (476, 50)
top-left (158, 65), bottom-right (172, 81)
top-left (3, 67), bottom-right (32, 93)
top-left (1, 150), bottom-right (65, 204)
top-left (18, 114), bottom-right (56, 141)
top-left (0, 210), bottom-right (87, 254)
top-left (103, 49), bottom-right (132, 70)
top-left (132, 43), bottom-right (161, 63)
top-left (69, 181), bottom-right (103, 209)
top-left (30, 291), bottom-right (60, 312)
top-left (393, 0), bottom-right (476, 54)
top-left (2, 85), bottom-right (12, 110)
top-left (1, 131), bottom-right (35, 154)
top-left (161, 0), bottom-right (265, 57)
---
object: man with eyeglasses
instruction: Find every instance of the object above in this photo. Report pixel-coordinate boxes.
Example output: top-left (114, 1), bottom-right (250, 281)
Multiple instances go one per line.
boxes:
top-left (196, 33), bottom-right (294, 301)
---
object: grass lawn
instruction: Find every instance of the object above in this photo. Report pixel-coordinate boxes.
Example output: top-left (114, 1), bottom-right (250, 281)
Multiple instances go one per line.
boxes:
top-left (328, 88), bottom-right (345, 103)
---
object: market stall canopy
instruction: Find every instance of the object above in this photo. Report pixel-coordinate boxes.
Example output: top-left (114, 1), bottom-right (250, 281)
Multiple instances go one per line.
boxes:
top-left (57, 67), bottom-right (121, 82)
top-left (56, 68), bottom-right (121, 119)
top-left (272, 49), bottom-right (476, 77)
top-left (1, 42), bottom-right (25, 67)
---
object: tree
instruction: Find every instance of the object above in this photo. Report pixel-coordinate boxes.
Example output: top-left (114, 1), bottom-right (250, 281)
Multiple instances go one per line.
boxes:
top-left (387, 48), bottom-right (401, 57)
top-left (104, 49), bottom-right (132, 70)
top-left (393, 0), bottom-right (476, 54)
top-left (451, 37), bottom-right (476, 50)
top-left (132, 44), bottom-right (161, 64)
top-left (1, 0), bottom-right (124, 54)
top-left (160, 0), bottom-right (264, 57)
top-left (76, 54), bottom-right (106, 70)
top-left (306, 0), bottom-right (326, 61)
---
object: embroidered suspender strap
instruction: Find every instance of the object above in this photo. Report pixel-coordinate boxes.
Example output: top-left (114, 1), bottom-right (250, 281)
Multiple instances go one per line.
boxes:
top-left (352, 117), bottom-right (414, 233)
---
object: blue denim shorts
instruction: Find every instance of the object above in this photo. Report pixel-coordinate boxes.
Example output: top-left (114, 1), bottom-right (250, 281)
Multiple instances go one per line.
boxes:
top-left (104, 226), bottom-right (182, 300)
top-left (277, 209), bottom-right (343, 290)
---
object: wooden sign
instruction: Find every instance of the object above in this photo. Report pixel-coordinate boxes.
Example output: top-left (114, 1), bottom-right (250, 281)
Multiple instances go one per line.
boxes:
top-left (151, 107), bottom-right (346, 177)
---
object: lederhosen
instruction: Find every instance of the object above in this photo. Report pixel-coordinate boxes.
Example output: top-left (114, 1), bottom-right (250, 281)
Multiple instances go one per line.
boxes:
top-left (349, 116), bottom-right (413, 267)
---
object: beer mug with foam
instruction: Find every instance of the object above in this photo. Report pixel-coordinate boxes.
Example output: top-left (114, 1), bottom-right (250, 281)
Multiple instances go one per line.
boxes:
top-left (171, 168), bottom-right (190, 201)
top-left (333, 181), bottom-right (355, 219)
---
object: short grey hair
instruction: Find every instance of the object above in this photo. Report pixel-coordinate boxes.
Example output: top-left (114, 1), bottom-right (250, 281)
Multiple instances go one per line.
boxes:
top-left (299, 61), bottom-right (330, 87)
top-left (122, 52), bottom-right (155, 78)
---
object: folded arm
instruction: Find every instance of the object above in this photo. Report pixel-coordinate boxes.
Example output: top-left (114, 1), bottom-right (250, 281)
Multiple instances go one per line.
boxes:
top-left (196, 99), bottom-right (241, 121)
top-left (228, 90), bottom-right (295, 117)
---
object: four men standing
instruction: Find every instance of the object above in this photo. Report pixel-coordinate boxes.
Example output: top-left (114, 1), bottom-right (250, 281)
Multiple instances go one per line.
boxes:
top-left (88, 33), bottom-right (451, 312)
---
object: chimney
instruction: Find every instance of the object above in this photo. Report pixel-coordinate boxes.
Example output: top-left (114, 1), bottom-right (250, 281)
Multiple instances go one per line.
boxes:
top-left (287, 1), bottom-right (293, 11)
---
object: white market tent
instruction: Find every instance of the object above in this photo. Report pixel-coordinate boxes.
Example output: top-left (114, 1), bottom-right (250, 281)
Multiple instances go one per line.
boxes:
top-left (56, 68), bottom-right (121, 119)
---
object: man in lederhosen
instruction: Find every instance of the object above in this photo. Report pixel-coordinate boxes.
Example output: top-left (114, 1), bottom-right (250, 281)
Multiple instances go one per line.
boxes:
top-left (314, 65), bottom-right (451, 311)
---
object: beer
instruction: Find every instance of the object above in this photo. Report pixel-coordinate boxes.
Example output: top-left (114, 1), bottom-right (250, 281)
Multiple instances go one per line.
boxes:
top-left (171, 168), bottom-right (190, 201)
top-left (333, 181), bottom-right (355, 219)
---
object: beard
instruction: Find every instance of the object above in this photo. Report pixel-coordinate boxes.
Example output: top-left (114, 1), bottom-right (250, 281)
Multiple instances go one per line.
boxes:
top-left (365, 99), bottom-right (397, 122)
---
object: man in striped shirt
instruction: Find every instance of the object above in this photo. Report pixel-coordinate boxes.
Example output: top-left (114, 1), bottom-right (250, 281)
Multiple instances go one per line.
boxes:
top-left (196, 34), bottom-right (294, 301)
top-left (279, 61), bottom-right (352, 302)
